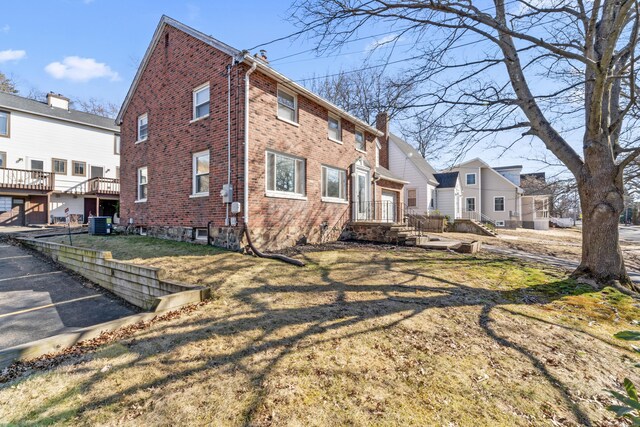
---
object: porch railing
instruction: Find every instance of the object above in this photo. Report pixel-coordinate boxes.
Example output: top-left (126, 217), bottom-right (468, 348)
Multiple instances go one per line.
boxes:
top-left (350, 201), bottom-right (442, 236)
top-left (0, 167), bottom-right (54, 191)
top-left (460, 210), bottom-right (497, 226)
top-left (66, 177), bottom-right (120, 195)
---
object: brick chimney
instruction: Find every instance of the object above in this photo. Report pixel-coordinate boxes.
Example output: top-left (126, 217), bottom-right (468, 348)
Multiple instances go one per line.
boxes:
top-left (376, 112), bottom-right (390, 168)
top-left (46, 92), bottom-right (70, 110)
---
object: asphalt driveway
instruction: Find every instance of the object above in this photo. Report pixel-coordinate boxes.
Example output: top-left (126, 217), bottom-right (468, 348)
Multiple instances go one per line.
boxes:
top-left (0, 242), bottom-right (137, 350)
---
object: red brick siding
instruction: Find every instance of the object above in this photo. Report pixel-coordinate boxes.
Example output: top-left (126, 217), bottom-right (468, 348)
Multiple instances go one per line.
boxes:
top-left (247, 72), bottom-right (378, 249)
top-left (119, 26), bottom-right (243, 229)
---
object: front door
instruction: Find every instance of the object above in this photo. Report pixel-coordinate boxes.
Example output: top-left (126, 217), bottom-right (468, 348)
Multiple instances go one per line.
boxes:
top-left (353, 169), bottom-right (370, 221)
top-left (381, 191), bottom-right (396, 222)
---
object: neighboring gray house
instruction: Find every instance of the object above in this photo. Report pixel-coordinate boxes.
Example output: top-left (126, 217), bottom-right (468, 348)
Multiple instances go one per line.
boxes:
top-left (520, 172), bottom-right (551, 230)
top-left (447, 159), bottom-right (524, 228)
top-left (387, 133), bottom-right (462, 219)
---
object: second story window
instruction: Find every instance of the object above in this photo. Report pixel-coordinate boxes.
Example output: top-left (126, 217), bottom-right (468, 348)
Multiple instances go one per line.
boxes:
top-left (192, 151), bottom-right (210, 196)
top-left (137, 113), bottom-right (148, 142)
top-left (266, 151), bottom-right (305, 197)
top-left (193, 84), bottom-right (210, 120)
top-left (0, 152), bottom-right (5, 168)
top-left (52, 159), bottom-right (67, 175)
top-left (355, 129), bottom-right (365, 151)
top-left (114, 135), bottom-right (121, 154)
top-left (328, 114), bottom-right (341, 142)
top-left (0, 111), bottom-right (9, 137)
top-left (72, 161), bottom-right (86, 177)
top-left (137, 167), bottom-right (148, 201)
top-left (31, 159), bottom-right (44, 171)
top-left (466, 173), bottom-right (476, 185)
top-left (277, 88), bottom-right (297, 123)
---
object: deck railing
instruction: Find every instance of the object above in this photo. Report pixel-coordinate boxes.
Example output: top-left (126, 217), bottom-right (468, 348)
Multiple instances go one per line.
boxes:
top-left (0, 167), bottom-right (54, 191)
top-left (66, 177), bottom-right (120, 195)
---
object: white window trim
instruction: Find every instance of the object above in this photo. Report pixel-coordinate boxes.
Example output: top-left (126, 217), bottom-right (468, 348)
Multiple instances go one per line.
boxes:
top-left (192, 83), bottom-right (210, 121)
top-left (321, 165), bottom-right (348, 203)
top-left (137, 166), bottom-right (148, 202)
top-left (465, 173), bottom-right (477, 186)
top-left (465, 197), bottom-right (476, 212)
top-left (495, 220), bottom-right (505, 227)
top-left (493, 196), bottom-right (506, 212)
top-left (276, 85), bottom-right (298, 124)
top-left (195, 228), bottom-right (208, 241)
top-left (114, 134), bottom-right (121, 155)
top-left (328, 113), bottom-right (342, 143)
top-left (355, 128), bottom-right (366, 152)
top-left (136, 113), bottom-right (148, 143)
top-left (265, 150), bottom-right (306, 198)
top-left (407, 187), bottom-right (418, 208)
top-left (192, 150), bottom-right (210, 197)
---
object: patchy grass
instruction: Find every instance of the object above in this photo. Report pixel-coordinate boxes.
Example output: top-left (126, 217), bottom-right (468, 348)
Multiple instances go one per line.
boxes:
top-left (3, 235), bottom-right (640, 425)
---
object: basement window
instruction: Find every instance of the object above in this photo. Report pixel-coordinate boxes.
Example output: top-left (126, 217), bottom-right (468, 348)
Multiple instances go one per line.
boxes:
top-left (495, 220), bottom-right (505, 227)
top-left (195, 228), bottom-right (208, 241)
top-left (138, 227), bottom-right (147, 236)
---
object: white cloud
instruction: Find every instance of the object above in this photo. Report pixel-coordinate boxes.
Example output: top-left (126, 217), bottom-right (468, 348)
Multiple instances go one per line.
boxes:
top-left (365, 34), bottom-right (401, 51)
top-left (0, 49), bottom-right (26, 63)
top-left (1, 25), bottom-right (10, 34)
top-left (44, 56), bottom-right (120, 82)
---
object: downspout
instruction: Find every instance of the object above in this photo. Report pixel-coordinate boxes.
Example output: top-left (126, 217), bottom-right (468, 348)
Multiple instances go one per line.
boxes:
top-left (226, 60), bottom-right (233, 226)
top-left (243, 60), bottom-right (257, 226)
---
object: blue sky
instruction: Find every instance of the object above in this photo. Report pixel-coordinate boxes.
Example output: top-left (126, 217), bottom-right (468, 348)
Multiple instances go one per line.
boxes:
top-left (0, 0), bottom-right (559, 173)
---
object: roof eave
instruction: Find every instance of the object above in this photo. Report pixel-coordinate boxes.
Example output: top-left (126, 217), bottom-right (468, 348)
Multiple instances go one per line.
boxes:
top-left (241, 54), bottom-right (383, 137)
top-left (2, 104), bottom-right (119, 132)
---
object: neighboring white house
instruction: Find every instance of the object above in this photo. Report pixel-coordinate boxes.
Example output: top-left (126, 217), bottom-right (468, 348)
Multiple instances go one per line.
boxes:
top-left (387, 132), bottom-right (463, 219)
top-left (447, 159), bottom-right (524, 228)
top-left (0, 92), bottom-right (120, 226)
top-left (519, 172), bottom-right (551, 230)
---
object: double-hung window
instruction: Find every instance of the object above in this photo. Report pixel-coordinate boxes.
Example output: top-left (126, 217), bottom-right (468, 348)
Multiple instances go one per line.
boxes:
top-left (193, 84), bottom-right (210, 120)
top-left (137, 114), bottom-right (148, 142)
top-left (277, 88), bottom-right (297, 123)
top-left (407, 189), bottom-right (417, 208)
top-left (355, 129), bottom-right (365, 151)
top-left (52, 159), bottom-right (67, 175)
top-left (322, 166), bottom-right (347, 201)
top-left (0, 111), bottom-right (9, 137)
top-left (266, 151), bottom-right (305, 197)
top-left (114, 135), bottom-right (121, 154)
top-left (72, 161), bottom-right (86, 177)
top-left (494, 196), bottom-right (505, 212)
top-left (466, 197), bottom-right (476, 212)
top-left (137, 167), bottom-right (148, 201)
top-left (192, 151), bottom-right (210, 196)
top-left (328, 114), bottom-right (341, 142)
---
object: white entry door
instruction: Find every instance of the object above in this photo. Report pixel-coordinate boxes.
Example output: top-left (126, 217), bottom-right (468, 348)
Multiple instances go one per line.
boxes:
top-left (353, 169), bottom-right (370, 221)
top-left (381, 191), bottom-right (396, 222)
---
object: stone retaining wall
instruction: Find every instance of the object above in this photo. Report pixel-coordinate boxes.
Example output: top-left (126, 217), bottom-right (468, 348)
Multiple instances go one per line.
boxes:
top-left (20, 239), bottom-right (209, 311)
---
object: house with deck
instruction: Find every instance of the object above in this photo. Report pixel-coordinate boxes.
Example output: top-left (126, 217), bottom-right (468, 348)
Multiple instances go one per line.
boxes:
top-left (0, 92), bottom-right (120, 226)
top-left (117, 16), bottom-right (406, 250)
top-left (520, 172), bottom-right (551, 230)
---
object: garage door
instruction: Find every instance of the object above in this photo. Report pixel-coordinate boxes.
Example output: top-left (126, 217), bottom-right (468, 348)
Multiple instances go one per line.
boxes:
top-left (0, 197), bottom-right (25, 226)
top-left (381, 191), bottom-right (396, 223)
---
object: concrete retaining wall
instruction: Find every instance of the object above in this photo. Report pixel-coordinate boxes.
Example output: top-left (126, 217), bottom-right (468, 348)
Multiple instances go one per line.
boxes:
top-left (19, 239), bottom-right (210, 311)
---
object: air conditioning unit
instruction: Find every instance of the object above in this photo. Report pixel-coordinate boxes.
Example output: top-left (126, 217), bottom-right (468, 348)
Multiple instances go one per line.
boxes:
top-left (88, 216), bottom-right (112, 235)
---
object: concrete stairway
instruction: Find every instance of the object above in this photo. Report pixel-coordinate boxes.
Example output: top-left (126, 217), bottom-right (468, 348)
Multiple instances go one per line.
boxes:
top-left (450, 219), bottom-right (498, 237)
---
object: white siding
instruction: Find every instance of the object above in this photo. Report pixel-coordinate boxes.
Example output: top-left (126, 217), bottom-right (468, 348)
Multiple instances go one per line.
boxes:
top-left (0, 111), bottom-right (120, 193)
top-left (50, 193), bottom-right (84, 220)
top-left (388, 139), bottom-right (435, 213)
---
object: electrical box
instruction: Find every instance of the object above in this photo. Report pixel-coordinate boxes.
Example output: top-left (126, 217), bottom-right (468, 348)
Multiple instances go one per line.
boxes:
top-left (231, 201), bottom-right (241, 214)
top-left (220, 184), bottom-right (233, 204)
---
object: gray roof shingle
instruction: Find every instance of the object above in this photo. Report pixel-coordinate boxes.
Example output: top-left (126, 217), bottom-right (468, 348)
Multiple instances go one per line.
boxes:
top-left (433, 172), bottom-right (459, 189)
top-left (0, 91), bottom-right (119, 132)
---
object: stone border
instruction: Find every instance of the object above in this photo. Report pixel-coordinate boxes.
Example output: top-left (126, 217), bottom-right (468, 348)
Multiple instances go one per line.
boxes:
top-left (18, 238), bottom-right (210, 311)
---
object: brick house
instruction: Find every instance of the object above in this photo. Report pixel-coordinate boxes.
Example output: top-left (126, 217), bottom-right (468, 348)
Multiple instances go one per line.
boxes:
top-left (116, 16), bottom-right (405, 250)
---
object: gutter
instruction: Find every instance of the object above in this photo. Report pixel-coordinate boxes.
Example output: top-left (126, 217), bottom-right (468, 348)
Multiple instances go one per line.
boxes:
top-left (243, 60), bottom-right (258, 226)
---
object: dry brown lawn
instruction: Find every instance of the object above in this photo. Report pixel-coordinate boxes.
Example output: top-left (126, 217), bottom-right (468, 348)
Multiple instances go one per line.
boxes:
top-left (1, 235), bottom-right (640, 426)
top-left (446, 227), bottom-right (640, 272)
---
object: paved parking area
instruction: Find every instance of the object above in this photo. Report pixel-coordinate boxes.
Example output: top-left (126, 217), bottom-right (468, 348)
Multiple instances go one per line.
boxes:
top-left (0, 242), bottom-right (137, 349)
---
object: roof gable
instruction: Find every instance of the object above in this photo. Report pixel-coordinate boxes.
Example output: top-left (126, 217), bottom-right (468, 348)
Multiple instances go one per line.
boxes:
top-left (116, 15), bottom-right (240, 124)
top-left (388, 133), bottom-right (439, 185)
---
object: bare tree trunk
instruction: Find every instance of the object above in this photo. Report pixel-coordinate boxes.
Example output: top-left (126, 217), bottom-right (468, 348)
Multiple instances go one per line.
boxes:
top-left (574, 145), bottom-right (635, 289)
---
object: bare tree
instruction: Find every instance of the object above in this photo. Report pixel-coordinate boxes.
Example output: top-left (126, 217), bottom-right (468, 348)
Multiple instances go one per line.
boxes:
top-left (72, 97), bottom-right (119, 119)
top-left (308, 67), bottom-right (416, 125)
top-left (291, 0), bottom-right (640, 289)
top-left (0, 71), bottom-right (18, 94)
